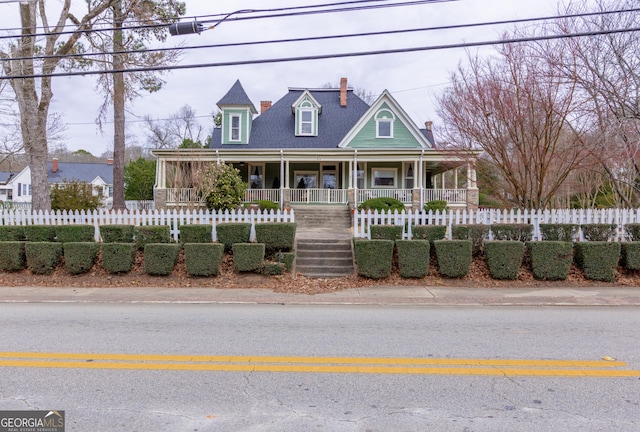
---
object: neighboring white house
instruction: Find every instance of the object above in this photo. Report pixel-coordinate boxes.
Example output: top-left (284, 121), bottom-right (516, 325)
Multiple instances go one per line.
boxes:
top-left (2, 159), bottom-right (114, 206)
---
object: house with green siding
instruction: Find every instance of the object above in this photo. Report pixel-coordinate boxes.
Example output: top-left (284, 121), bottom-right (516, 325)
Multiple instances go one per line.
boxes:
top-left (153, 78), bottom-right (481, 210)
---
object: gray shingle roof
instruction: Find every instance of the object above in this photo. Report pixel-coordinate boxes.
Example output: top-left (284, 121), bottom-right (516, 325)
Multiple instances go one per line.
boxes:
top-left (48, 162), bottom-right (114, 184)
top-left (210, 88), bottom-right (370, 149)
top-left (217, 79), bottom-right (257, 113)
top-left (0, 172), bottom-right (13, 183)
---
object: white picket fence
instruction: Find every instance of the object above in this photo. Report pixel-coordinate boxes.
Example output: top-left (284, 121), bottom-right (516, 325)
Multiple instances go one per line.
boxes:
top-left (0, 208), bottom-right (295, 242)
top-left (354, 208), bottom-right (640, 241)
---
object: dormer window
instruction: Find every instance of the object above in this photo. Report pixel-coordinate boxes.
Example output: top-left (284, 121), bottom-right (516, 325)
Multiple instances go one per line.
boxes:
top-left (230, 114), bottom-right (241, 141)
top-left (300, 109), bottom-right (313, 135)
top-left (292, 91), bottom-right (322, 137)
top-left (375, 109), bottom-right (395, 138)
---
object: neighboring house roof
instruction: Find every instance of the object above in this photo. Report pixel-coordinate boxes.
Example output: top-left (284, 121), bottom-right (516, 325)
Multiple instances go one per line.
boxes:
top-left (217, 79), bottom-right (258, 113)
top-left (47, 162), bottom-right (114, 185)
top-left (210, 87), bottom-right (370, 150)
top-left (0, 172), bottom-right (13, 184)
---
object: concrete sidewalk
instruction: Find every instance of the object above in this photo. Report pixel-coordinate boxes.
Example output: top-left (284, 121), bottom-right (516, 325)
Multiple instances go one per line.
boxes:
top-left (1, 286), bottom-right (640, 306)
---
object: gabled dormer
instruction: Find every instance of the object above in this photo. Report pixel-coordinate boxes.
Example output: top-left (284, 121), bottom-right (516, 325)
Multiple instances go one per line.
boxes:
top-left (338, 90), bottom-right (434, 149)
top-left (217, 80), bottom-right (257, 145)
top-left (292, 90), bottom-right (322, 137)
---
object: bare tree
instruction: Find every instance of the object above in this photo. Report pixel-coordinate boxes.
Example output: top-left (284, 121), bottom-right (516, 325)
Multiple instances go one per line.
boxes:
top-left (0, 1), bottom-right (119, 211)
top-left (549, 0), bottom-right (640, 207)
top-left (144, 104), bottom-right (205, 149)
top-left (76, 0), bottom-right (185, 209)
top-left (437, 37), bottom-right (592, 209)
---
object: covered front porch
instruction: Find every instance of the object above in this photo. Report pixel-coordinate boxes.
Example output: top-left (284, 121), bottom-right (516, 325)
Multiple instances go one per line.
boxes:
top-left (153, 149), bottom-right (479, 209)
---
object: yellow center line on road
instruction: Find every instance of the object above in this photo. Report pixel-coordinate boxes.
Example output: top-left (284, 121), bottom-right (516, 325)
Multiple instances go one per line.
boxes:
top-left (0, 352), bottom-right (637, 377)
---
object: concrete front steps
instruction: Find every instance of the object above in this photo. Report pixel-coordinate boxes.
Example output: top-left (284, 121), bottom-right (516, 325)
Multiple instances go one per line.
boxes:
top-left (295, 238), bottom-right (354, 278)
top-left (291, 205), bottom-right (354, 277)
top-left (291, 205), bottom-right (351, 229)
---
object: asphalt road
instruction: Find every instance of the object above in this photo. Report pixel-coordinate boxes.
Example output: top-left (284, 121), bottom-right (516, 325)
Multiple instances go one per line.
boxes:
top-left (0, 303), bottom-right (639, 431)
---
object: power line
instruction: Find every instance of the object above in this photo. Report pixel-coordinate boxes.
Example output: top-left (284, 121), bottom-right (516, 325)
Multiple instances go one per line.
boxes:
top-left (2, 26), bottom-right (638, 81)
top-left (4, 7), bottom-right (638, 63)
top-left (0, 0), bottom-right (456, 40)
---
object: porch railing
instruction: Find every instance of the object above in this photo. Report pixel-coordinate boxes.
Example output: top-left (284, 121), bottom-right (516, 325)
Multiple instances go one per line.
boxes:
top-left (423, 189), bottom-right (467, 204)
top-left (290, 188), bottom-right (348, 204)
top-left (164, 187), bottom-right (468, 206)
top-left (245, 189), bottom-right (280, 203)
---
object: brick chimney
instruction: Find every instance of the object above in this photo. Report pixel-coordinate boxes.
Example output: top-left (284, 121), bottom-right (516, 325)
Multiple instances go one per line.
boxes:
top-left (107, 158), bottom-right (114, 165)
top-left (52, 158), bottom-right (58, 173)
top-left (340, 77), bottom-right (348, 107)
top-left (260, 101), bottom-right (272, 114)
top-left (425, 121), bottom-right (433, 131)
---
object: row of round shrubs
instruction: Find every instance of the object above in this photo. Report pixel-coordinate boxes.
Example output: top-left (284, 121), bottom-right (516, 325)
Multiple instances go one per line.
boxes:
top-left (358, 223), bottom-right (640, 282)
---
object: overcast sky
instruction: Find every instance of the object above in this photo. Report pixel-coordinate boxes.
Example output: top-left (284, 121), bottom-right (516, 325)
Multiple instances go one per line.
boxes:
top-left (0, 0), bottom-right (589, 155)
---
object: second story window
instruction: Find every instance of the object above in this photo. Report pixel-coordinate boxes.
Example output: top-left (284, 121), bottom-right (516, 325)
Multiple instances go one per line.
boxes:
top-left (230, 115), bottom-right (241, 141)
top-left (375, 109), bottom-right (395, 139)
top-left (300, 110), bottom-right (313, 135)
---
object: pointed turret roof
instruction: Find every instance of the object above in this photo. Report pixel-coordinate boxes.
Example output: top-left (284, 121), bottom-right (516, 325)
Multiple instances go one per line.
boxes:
top-left (217, 79), bottom-right (257, 113)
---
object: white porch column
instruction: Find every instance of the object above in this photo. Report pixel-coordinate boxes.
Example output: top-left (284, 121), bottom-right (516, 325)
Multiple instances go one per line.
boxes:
top-left (441, 173), bottom-right (446, 190)
top-left (468, 163), bottom-right (477, 188)
top-left (454, 167), bottom-right (459, 190)
top-left (353, 150), bottom-right (358, 208)
top-left (419, 152), bottom-right (424, 208)
top-left (279, 150), bottom-right (285, 208)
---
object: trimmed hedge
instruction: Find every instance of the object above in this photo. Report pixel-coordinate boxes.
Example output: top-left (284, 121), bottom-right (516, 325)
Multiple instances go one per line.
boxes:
top-left (411, 225), bottom-right (446, 242)
top-left (625, 224), bottom-right (640, 242)
top-left (179, 224), bottom-right (212, 244)
top-left (527, 241), bottom-right (573, 281)
top-left (621, 242), bottom-right (640, 271)
top-left (23, 225), bottom-right (56, 242)
top-left (184, 243), bottom-right (224, 276)
top-left (101, 243), bottom-right (136, 274)
top-left (25, 242), bottom-right (63, 275)
top-left (484, 241), bottom-right (524, 280)
top-left (254, 222), bottom-right (296, 254)
top-left (0, 241), bottom-right (26, 271)
top-left (574, 242), bottom-right (621, 282)
top-left (434, 240), bottom-right (472, 278)
top-left (354, 239), bottom-right (393, 279)
top-left (262, 261), bottom-right (285, 275)
top-left (0, 226), bottom-right (25, 241)
top-left (451, 224), bottom-right (489, 256)
top-left (232, 243), bottom-right (265, 272)
top-left (423, 200), bottom-right (448, 212)
top-left (370, 225), bottom-right (403, 241)
top-left (491, 224), bottom-right (533, 242)
top-left (396, 240), bottom-right (429, 278)
top-left (135, 225), bottom-right (171, 250)
top-left (358, 197), bottom-right (405, 212)
top-left (581, 224), bottom-right (617, 242)
top-left (63, 242), bottom-right (99, 275)
top-left (539, 224), bottom-right (578, 242)
top-left (100, 225), bottom-right (135, 243)
top-left (144, 243), bottom-right (181, 276)
top-left (275, 251), bottom-right (296, 273)
top-left (55, 225), bottom-right (95, 243)
top-left (216, 223), bottom-right (251, 252)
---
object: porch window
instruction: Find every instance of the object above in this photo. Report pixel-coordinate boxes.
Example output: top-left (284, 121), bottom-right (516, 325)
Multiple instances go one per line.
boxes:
top-left (375, 109), bottom-right (394, 138)
top-left (322, 165), bottom-right (337, 189)
top-left (356, 163), bottom-right (365, 189)
top-left (249, 164), bottom-right (264, 189)
top-left (295, 172), bottom-right (317, 189)
top-left (372, 168), bottom-right (396, 187)
top-left (230, 115), bottom-right (241, 141)
top-left (404, 163), bottom-right (414, 189)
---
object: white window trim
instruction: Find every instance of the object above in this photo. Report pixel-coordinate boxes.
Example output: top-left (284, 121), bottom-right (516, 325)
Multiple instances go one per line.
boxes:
top-left (299, 109), bottom-right (314, 136)
top-left (230, 114), bottom-right (242, 142)
top-left (375, 109), bottom-right (395, 139)
top-left (321, 165), bottom-right (337, 189)
top-left (372, 167), bottom-right (397, 188)
top-left (403, 162), bottom-right (415, 189)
